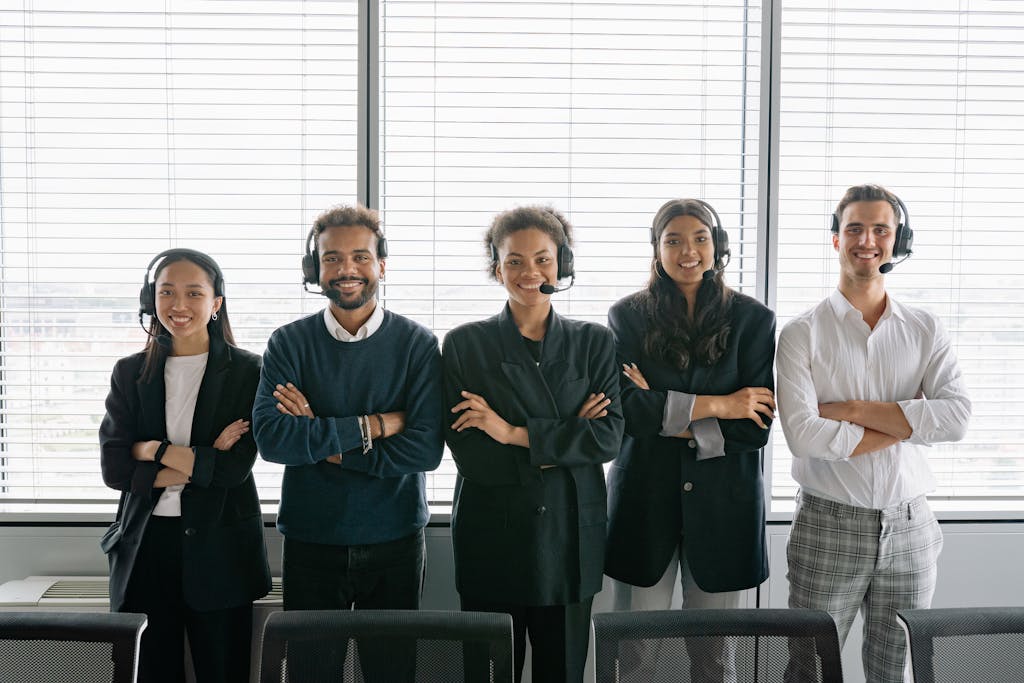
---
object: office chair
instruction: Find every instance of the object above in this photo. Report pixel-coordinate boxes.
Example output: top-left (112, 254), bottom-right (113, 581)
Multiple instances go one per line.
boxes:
top-left (897, 606), bottom-right (1024, 683)
top-left (258, 609), bottom-right (514, 682)
top-left (0, 611), bottom-right (147, 683)
top-left (593, 608), bottom-right (843, 683)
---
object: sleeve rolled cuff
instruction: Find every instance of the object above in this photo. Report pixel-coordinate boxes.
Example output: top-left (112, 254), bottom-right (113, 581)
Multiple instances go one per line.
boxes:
top-left (660, 390), bottom-right (695, 437)
top-left (896, 398), bottom-right (929, 446)
top-left (690, 418), bottom-right (726, 461)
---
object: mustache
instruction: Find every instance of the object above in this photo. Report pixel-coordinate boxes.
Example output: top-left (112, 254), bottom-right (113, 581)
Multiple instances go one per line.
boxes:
top-left (329, 277), bottom-right (369, 287)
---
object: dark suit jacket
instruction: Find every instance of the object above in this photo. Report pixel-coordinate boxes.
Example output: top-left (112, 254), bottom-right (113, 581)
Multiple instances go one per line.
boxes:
top-left (443, 305), bottom-right (624, 605)
top-left (99, 335), bottom-right (271, 612)
top-left (605, 290), bottom-right (775, 593)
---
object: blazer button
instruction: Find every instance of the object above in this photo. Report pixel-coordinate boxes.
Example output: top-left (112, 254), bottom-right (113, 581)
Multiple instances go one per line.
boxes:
top-left (535, 506), bottom-right (546, 515)
top-left (687, 440), bottom-right (697, 449)
top-left (184, 528), bottom-right (197, 537)
top-left (683, 482), bottom-right (694, 492)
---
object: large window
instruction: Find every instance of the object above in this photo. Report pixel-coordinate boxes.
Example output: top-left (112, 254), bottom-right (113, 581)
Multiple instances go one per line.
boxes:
top-left (772, 0), bottom-right (1024, 510)
top-left (1, 0), bottom-right (1021, 514)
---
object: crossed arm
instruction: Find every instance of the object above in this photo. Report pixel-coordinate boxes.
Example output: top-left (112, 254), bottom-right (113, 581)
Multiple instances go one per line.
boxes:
top-left (818, 400), bottom-right (911, 456)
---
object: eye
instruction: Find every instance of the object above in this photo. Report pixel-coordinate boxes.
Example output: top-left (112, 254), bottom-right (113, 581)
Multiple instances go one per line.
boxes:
top-left (696, 236), bottom-right (708, 243)
top-left (507, 258), bottom-right (521, 267)
top-left (537, 256), bottom-right (551, 264)
top-left (665, 238), bottom-right (679, 246)
top-left (322, 255), bottom-right (337, 263)
top-left (356, 255), bottom-right (369, 263)
top-left (158, 289), bottom-right (172, 296)
top-left (189, 291), bottom-right (204, 297)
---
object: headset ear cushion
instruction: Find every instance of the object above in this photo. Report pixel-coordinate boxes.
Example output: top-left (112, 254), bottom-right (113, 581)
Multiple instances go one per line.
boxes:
top-left (301, 253), bottom-right (318, 285)
top-left (139, 283), bottom-right (155, 317)
top-left (558, 244), bottom-right (575, 280)
top-left (377, 237), bottom-right (389, 259)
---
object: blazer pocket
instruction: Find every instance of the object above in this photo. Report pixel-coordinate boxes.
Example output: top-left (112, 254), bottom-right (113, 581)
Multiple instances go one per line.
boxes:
top-left (99, 521), bottom-right (122, 554)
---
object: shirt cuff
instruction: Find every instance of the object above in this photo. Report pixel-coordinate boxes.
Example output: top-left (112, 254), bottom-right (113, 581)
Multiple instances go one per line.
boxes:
top-left (691, 418), bottom-right (726, 461)
top-left (897, 398), bottom-right (929, 445)
top-left (660, 390), bottom-right (695, 437)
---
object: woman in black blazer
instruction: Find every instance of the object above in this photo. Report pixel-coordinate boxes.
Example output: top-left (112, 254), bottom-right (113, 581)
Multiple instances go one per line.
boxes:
top-left (99, 249), bottom-right (271, 683)
top-left (605, 199), bottom-right (776, 682)
top-left (443, 206), bottom-right (624, 683)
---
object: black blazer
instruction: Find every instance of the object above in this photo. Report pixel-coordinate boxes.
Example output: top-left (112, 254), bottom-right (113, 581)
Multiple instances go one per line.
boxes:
top-left (99, 335), bottom-right (271, 612)
top-left (604, 290), bottom-right (775, 593)
top-left (443, 305), bottom-right (624, 605)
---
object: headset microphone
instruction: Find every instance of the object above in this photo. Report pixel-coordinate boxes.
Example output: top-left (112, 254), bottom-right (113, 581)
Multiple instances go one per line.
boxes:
top-left (539, 273), bottom-right (576, 295)
top-left (137, 314), bottom-right (173, 348)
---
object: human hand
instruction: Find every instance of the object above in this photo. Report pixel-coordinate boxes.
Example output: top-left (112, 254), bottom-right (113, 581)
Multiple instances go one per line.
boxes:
top-left (131, 440), bottom-right (161, 461)
top-left (325, 454), bottom-right (342, 465)
top-left (714, 386), bottom-right (775, 429)
top-left (451, 390), bottom-right (515, 444)
top-left (274, 383), bottom-right (314, 418)
top-left (622, 363), bottom-right (650, 390)
top-left (213, 418), bottom-right (250, 451)
top-left (577, 392), bottom-right (611, 419)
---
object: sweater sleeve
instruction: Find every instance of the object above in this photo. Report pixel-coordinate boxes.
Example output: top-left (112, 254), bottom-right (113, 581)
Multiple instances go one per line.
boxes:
top-left (338, 330), bottom-right (444, 478)
top-left (253, 328), bottom-right (363, 465)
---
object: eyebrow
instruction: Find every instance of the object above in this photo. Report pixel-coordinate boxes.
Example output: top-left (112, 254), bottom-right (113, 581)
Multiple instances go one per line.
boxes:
top-left (505, 249), bottom-right (553, 257)
top-left (663, 228), bottom-right (710, 237)
top-left (157, 281), bottom-right (207, 288)
top-left (322, 248), bottom-right (373, 256)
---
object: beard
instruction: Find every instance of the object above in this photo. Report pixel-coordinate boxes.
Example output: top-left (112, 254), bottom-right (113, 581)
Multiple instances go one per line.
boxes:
top-left (325, 276), bottom-right (378, 310)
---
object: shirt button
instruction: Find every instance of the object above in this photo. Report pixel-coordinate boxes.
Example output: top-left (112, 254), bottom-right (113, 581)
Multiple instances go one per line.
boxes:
top-left (683, 482), bottom-right (694, 492)
top-left (535, 506), bottom-right (546, 516)
top-left (687, 440), bottom-right (697, 448)
top-left (184, 528), bottom-right (197, 537)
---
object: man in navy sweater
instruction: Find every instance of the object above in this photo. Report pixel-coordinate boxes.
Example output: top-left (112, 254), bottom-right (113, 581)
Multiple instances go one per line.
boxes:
top-left (253, 204), bottom-right (443, 681)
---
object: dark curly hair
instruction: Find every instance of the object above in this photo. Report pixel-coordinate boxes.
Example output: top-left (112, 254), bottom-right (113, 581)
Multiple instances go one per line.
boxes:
top-left (640, 198), bottom-right (734, 370)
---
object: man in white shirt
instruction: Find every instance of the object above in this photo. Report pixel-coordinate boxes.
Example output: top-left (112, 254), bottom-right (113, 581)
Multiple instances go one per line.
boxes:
top-left (776, 184), bottom-right (971, 683)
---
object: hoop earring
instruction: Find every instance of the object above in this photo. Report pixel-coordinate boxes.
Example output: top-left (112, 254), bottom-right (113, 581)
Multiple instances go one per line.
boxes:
top-left (211, 312), bottom-right (218, 321)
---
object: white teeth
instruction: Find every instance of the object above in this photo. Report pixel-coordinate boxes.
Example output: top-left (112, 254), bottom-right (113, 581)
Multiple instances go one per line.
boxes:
top-left (680, 261), bottom-right (700, 268)
top-left (520, 283), bottom-right (541, 290)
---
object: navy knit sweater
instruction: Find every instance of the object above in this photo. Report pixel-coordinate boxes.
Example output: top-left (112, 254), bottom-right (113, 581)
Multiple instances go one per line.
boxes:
top-left (254, 309), bottom-right (443, 546)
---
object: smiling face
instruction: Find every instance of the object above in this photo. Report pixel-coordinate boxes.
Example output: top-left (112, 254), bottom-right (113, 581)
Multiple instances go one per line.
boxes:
top-left (494, 227), bottom-right (559, 310)
top-left (834, 199), bottom-right (897, 281)
top-left (657, 213), bottom-right (716, 296)
top-left (317, 224), bottom-right (385, 312)
top-left (154, 258), bottom-right (222, 354)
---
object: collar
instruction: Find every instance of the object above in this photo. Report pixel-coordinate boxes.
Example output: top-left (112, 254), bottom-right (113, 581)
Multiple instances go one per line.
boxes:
top-left (828, 288), bottom-right (905, 324)
top-left (323, 301), bottom-right (384, 342)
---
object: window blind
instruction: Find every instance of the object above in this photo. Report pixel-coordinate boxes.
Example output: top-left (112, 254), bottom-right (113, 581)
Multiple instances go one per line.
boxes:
top-left (772, 0), bottom-right (1024, 509)
top-left (379, 0), bottom-right (765, 504)
top-left (0, 0), bottom-right (359, 507)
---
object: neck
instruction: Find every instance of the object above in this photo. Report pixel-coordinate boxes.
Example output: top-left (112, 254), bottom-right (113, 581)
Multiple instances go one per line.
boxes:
top-left (331, 299), bottom-right (377, 336)
top-left (676, 282), bottom-right (700, 320)
top-left (838, 274), bottom-right (887, 328)
top-left (171, 332), bottom-right (210, 357)
top-left (509, 299), bottom-right (551, 340)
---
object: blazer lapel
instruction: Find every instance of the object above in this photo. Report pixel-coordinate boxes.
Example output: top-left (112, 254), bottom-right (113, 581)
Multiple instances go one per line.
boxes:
top-left (497, 304), bottom-right (564, 418)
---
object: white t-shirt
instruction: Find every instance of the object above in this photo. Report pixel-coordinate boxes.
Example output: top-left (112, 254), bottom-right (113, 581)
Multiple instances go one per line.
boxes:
top-left (151, 352), bottom-right (208, 517)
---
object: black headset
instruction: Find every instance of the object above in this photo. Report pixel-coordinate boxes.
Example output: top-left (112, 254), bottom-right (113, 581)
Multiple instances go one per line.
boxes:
top-left (301, 224), bottom-right (389, 286)
top-left (651, 198), bottom-right (731, 273)
top-left (830, 192), bottom-right (914, 270)
top-left (139, 248), bottom-right (225, 318)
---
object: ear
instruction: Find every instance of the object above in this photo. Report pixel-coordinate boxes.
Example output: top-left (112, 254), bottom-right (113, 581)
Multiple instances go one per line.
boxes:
top-left (212, 295), bottom-right (224, 314)
top-left (832, 233), bottom-right (840, 252)
top-left (378, 258), bottom-right (386, 281)
top-left (494, 263), bottom-right (503, 284)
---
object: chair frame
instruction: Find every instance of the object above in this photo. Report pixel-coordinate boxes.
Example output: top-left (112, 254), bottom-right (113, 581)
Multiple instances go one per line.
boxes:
top-left (897, 606), bottom-right (1024, 683)
top-left (0, 611), bottom-right (147, 683)
top-left (592, 608), bottom-right (843, 683)
top-left (258, 608), bottom-right (514, 682)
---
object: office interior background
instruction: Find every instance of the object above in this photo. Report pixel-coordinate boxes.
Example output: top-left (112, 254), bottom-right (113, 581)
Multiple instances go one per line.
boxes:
top-left (0, 1), bottom-right (1021, 681)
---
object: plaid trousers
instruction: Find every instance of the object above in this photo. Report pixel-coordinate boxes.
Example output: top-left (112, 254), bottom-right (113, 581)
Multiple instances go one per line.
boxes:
top-left (785, 491), bottom-right (943, 683)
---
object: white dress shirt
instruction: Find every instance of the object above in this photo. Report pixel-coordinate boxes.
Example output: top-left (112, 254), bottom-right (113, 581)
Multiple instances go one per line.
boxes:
top-left (776, 289), bottom-right (971, 509)
top-left (322, 301), bottom-right (384, 341)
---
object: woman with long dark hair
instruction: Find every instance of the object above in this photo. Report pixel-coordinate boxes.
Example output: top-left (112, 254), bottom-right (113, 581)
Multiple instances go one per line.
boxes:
top-left (443, 206), bottom-right (624, 683)
top-left (99, 249), bottom-right (270, 683)
top-left (605, 199), bottom-right (776, 682)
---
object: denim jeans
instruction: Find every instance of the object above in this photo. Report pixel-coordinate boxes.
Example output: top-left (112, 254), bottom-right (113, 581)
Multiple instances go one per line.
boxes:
top-left (282, 528), bottom-right (426, 682)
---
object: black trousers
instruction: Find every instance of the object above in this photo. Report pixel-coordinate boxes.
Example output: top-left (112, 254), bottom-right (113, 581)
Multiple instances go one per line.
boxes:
top-left (461, 596), bottom-right (595, 683)
top-left (121, 515), bottom-right (253, 683)
top-left (282, 529), bottom-right (426, 682)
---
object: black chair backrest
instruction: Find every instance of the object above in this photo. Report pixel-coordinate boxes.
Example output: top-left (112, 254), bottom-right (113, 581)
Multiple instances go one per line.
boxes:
top-left (258, 609), bottom-right (514, 683)
top-left (898, 607), bottom-right (1024, 683)
top-left (592, 608), bottom-right (843, 683)
top-left (0, 611), bottom-right (147, 683)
